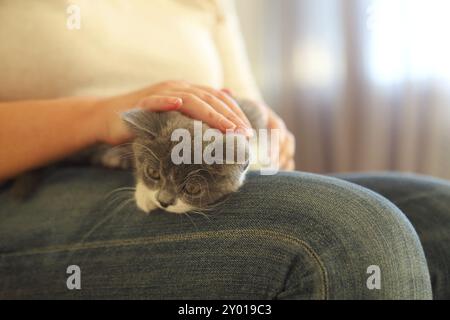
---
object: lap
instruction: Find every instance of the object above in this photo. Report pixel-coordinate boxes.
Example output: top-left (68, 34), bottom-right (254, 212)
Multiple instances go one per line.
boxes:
top-left (0, 167), bottom-right (433, 299)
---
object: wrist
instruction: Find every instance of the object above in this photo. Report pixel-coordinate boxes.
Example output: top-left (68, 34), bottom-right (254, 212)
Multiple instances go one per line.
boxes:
top-left (91, 93), bottom-right (138, 145)
top-left (90, 87), bottom-right (156, 145)
top-left (89, 96), bottom-right (115, 144)
top-left (77, 96), bottom-right (109, 145)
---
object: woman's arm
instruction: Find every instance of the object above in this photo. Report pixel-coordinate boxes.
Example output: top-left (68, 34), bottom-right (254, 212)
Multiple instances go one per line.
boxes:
top-left (0, 97), bottom-right (102, 181)
top-left (0, 81), bottom-right (253, 181)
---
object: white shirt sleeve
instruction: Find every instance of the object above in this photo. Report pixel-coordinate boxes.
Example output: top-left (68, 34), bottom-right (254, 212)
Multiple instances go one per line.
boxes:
top-left (213, 0), bottom-right (263, 101)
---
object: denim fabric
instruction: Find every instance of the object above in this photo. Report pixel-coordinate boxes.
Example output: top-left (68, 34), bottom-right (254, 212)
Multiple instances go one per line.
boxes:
top-left (335, 172), bottom-right (450, 300)
top-left (0, 167), bottom-right (445, 299)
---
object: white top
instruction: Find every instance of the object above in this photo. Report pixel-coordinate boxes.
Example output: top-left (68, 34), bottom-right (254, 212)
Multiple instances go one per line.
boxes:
top-left (0, 0), bottom-right (262, 101)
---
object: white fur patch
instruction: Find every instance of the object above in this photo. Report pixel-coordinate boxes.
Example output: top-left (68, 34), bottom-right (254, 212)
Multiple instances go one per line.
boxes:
top-left (164, 200), bottom-right (194, 214)
top-left (134, 180), bottom-right (194, 214)
top-left (134, 181), bottom-right (157, 213)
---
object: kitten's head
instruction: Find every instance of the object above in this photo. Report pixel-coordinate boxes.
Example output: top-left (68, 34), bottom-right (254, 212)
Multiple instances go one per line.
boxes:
top-left (122, 110), bottom-right (249, 214)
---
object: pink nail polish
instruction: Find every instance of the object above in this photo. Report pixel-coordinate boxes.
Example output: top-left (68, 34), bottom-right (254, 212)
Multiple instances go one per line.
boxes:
top-left (220, 118), bottom-right (236, 132)
top-left (173, 98), bottom-right (183, 106)
top-left (221, 88), bottom-right (233, 96)
top-left (235, 127), bottom-right (253, 137)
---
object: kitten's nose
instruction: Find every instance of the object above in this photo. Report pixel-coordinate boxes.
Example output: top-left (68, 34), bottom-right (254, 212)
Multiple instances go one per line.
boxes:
top-left (157, 191), bottom-right (175, 209)
top-left (158, 200), bottom-right (172, 208)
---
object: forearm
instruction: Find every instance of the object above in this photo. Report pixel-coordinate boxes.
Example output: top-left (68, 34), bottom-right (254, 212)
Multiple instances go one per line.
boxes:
top-left (0, 97), bottom-right (102, 181)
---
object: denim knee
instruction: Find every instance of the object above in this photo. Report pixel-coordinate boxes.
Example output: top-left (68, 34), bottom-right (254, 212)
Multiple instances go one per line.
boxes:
top-left (234, 172), bottom-right (433, 299)
top-left (0, 169), bottom-right (434, 299)
top-left (334, 172), bottom-right (450, 299)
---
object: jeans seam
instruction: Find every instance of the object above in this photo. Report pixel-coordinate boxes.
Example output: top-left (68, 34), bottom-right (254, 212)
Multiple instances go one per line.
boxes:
top-left (276, 239), bottom-right (329, 299)
top-left (0, 229), bottom-right (329, 299)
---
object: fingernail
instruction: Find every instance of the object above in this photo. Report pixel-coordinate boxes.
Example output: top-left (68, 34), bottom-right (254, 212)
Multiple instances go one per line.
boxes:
top-left (235, 127), bottom-right (254, 137)
top-left (238, 118), bottom-right (251, 130)
top-left (220, 118), bottom-right (236, 132)
top-left (171, 98), bottom-right (182, 106)
top-left (221, 88), bottom-right (233, 96)
top-left (166, 99), bottom-right (182, 110)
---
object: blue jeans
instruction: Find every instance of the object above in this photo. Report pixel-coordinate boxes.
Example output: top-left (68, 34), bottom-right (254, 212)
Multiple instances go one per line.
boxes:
top-left (0, 167), bottom-right (449, 299)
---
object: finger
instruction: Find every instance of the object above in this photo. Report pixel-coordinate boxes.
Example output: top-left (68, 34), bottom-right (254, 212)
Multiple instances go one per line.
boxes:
top-left (285, 159), bottom-right (296, 171)
top-left (195, 85), bottom-right (252, 127)
top-left (166, 91), bottom-right (237, 133)
top-left (267, 111), bottom-right (287, 148)
top-left (221, 88), bottom-right (233, 96)
top-left (279, 152), bottom-right (289, 169)
top-left (136, 95), bottom-right (182, 111)
top-left (284, 132), bottom-right (296, 158)
top-left (279, 133), bottom-right (295, 166)
top-left (187, 86), bottom-right (252, 134)
top-left (279, 152), bottom-right (294, 170)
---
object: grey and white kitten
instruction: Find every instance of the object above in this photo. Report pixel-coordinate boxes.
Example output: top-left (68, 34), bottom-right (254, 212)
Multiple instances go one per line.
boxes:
top-left (121, 100), bottom-right (265, 214)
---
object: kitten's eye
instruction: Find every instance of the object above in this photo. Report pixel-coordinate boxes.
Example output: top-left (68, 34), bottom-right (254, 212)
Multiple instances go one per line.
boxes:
top-left (145, 167), bottom-right (160, 180)
top-left (185, 182), bottom-right (202, 196)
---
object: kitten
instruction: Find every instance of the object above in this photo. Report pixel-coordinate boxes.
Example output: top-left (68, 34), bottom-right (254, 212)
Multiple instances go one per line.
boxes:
top-left (122, 99), bottom-right (266, 214)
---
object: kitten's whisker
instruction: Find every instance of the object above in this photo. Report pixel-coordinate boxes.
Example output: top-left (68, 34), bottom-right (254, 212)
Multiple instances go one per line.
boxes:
top-left (191, 210), bottom-right (211, 221)
top-left (134, 142), bottom-right (160, 162)
top-left (106, 142), bottom-right (134, 153)
top-left (79, 194), bottom-right (134, 244)
top-left (104, 190), bottom-right (135, 210)
top-left (202, 197), bottom-right (229, 214)
top-left (183, 212), bottom-right (198, 229)
top-left (116, 152), bottom-right (136, 159)
top-left (112, 197), bottom-right (135, 215)
top-left (105, 192), bottom-right (132, 204)
top-left (104, 187), bottom-right (136, 199)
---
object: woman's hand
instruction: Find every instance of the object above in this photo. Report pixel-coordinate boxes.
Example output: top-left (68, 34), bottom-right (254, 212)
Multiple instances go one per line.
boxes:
top-left (97, 81), bottom-right (253, 145)
top-left (95, 80), bottom-right (295, 169)
top-left (242, 99), bottom-right (296, 171)
top-left (266, 107), bottom-right (296, 171)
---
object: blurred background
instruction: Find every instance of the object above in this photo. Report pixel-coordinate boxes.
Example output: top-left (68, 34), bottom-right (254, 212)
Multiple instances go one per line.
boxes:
top-left (235, 0), bottom-right (450, 179)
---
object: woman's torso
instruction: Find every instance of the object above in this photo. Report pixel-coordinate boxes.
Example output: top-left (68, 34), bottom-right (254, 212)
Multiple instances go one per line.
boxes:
top-left (0, 0), bottom-right (224, 100)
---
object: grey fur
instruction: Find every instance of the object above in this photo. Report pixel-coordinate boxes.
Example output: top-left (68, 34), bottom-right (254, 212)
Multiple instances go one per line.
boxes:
top-left (122, 107), bottom-right (253, 212)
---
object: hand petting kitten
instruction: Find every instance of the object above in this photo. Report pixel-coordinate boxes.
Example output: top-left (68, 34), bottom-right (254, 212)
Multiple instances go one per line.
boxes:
top-left (96, 80), bottom-right (295, 170)
top-left (96, 80), bottom-right (253, 146)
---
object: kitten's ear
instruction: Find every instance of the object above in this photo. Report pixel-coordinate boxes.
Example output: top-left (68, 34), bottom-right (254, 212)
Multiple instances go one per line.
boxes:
top-left (121, 109), bottom-right (157, 139)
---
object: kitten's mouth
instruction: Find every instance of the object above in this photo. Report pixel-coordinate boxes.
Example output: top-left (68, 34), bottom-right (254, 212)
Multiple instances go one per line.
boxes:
top-left (152, 200), bottom-right (195, 214)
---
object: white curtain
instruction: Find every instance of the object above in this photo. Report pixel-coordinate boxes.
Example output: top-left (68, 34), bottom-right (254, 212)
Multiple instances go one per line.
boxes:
top-left (236, 0), bottom-right (450, 179)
